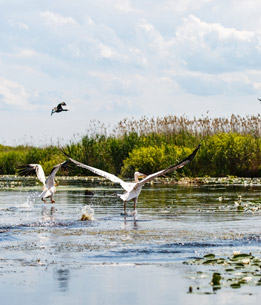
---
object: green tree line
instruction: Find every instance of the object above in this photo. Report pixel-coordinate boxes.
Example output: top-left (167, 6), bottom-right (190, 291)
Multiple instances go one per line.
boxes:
top-left (0, 114), bottom-right (260, 178)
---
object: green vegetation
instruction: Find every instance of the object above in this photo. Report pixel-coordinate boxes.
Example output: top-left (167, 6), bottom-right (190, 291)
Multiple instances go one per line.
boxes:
top-left (184, 252), bottom-right (261, 292)
top-left (0, 114), bottom-right (260, 178)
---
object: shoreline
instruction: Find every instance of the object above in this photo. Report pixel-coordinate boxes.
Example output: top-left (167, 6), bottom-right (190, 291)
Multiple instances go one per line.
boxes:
top-left (1, 175), bottom-right (261, 186)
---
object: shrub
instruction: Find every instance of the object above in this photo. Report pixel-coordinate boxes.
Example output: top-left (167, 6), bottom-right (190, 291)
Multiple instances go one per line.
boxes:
top-left (121, 145), bottom-right (192, 178)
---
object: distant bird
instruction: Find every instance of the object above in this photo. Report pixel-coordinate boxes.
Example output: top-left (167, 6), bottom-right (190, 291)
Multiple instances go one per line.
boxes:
top-left (51, 102), bottom-right (68, 116)
top-left (17, 161), bottom-right (70, 203)
top-left (258, 98), bottom-right (261, 103)
top-left (66, 145), bottom-right (200, 215)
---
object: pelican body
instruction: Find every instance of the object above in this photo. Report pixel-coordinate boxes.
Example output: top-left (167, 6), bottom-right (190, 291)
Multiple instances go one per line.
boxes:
top-left (17, 161), bottom-right (70, 203)
top-left (51, 102), bottom-right (68, 116)
top-left (67, 145), bottom-right (200, 214)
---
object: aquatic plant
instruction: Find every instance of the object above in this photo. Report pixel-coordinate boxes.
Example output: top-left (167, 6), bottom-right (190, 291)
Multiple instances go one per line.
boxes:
top-left (184, 252), bottom-right (261, 293)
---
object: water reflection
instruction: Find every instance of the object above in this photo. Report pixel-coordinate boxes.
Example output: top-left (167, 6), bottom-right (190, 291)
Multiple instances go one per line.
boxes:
top-left (123, 215), bottom-right (138, 228)
top-left (53, 269), bottom-right (70, 292)
top-left (41, 206), bottom-right (56, 222)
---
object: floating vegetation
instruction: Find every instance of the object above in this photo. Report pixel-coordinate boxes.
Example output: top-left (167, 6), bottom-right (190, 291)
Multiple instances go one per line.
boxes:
top-left (1, 175), bottom-right (261, 190)
top-left (223, 195), bottom-right (261, 213)
top-left (184, 252), bottom-right (261, 293)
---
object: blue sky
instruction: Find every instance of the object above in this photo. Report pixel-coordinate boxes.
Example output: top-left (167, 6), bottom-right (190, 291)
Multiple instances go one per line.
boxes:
top-left (0, 0), bottom-right (261, 145)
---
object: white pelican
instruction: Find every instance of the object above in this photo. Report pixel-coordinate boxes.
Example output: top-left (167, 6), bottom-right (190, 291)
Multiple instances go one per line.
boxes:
top-left (17, 161), bottom-right (70, 203)
top-left (51, 102), bottom-right (69, 116)
top-left (67, 145), bottom-right (200, 214)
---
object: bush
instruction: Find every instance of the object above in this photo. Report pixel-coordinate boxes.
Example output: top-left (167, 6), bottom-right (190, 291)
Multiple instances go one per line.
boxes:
top-left (121, 145), bottom-right (193, 178)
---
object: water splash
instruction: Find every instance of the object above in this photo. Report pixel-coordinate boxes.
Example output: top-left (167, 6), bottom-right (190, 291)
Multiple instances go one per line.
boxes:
top-left (80, 205), bottom-right (95, 221)
top-left (19, 192), bottom-right (38, 208)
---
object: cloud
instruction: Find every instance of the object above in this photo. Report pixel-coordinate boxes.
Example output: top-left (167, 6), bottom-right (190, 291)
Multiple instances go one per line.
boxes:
top-left (174, 15), bottom-right (261, 73)
top-left (41, 11), bottom-right (78, 27)
top-left (113, 0), bottom-right (135, 13)
top-left (8, 19), bottom-right (29, 30)
top-left (17, 48), bottom-right (37, 57)
top-left (164, 0), bottom-right (213, 12)
top-left (0, 77), bottom-right (31, 109)
top-left (176, 71), bottom-right (255, 96)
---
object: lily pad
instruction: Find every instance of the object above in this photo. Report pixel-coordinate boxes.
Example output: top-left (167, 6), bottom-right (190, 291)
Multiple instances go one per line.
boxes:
top-left (211, 272), bottom-right (221, 286)
top-left (204, 253), bottom-right (216, 259)
top-left (230, 283), bottom-right (241, 289)
top-left (231, 253), bottom-right (253, 261)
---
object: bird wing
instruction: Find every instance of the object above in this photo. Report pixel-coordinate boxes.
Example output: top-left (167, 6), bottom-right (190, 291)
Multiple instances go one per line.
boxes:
top-left (136, 144), bottom-right (201, 187)
top-left (45, 160), bottom-right (70, 188)
top-left (57, 103), bottom-right (65, 111)
top-left (68, 157), bottom-right (128, 190)
top-left (17, 164), bottom-right (46, 185)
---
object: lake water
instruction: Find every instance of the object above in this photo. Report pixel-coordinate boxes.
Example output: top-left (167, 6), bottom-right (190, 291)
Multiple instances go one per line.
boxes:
top-left (0, 177), bottom-right (261, 305)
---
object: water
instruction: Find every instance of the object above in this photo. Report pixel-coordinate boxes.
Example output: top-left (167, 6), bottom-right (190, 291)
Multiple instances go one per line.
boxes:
top-left (0, 178), bottom-right (261, 304)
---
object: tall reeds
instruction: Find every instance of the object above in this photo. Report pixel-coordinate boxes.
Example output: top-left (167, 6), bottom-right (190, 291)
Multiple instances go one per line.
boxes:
top-left (0, 114), bottom-right (260, 178)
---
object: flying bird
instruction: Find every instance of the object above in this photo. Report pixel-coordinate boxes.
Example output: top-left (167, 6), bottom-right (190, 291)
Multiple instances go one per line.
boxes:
top-left (66, 145), bottom-right (200, 215)
top-left (17, 161), bottom-right (70, 203)
top-left (51, 102), bottom-right (68, 116)
top-left (258, 98), bottom-right (261, 103)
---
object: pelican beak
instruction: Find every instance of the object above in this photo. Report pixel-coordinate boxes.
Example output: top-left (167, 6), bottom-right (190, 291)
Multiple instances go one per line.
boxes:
top-left (139, 173), bottom-right (147, 179)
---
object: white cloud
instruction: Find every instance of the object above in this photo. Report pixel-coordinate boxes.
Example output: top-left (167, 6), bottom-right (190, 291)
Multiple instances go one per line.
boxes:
top-left (41, 11), bottom-right (78, 27)
top-left (17, 48), bottom-right (37, 57)
top-left (0, 77), bottom-right (31, 109)
top-left (164, 0), bottom-right (213, 12)
top-left (114, 0), bottom-right (134, 13)
top-left (8, 19), bottom-right (29, 30)
top-left (175, 15), bottom-right (261, 73)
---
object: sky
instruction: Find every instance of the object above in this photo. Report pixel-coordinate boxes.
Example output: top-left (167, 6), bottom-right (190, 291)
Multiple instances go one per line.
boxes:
top-left (0, 0), bottom-right (261, 146)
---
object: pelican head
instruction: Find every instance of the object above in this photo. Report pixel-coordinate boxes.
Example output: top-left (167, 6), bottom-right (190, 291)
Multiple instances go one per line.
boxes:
top-left (134, 171), bottom-right (147, 183)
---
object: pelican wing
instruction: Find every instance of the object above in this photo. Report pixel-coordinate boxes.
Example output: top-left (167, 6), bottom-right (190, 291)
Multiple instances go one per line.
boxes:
top-left (68, 157), bottom-right (128, 190)
top-left (17, 164), bottom-right (46, 185)
top-left (45, 160), bottom-right (70, 188)
top-left (137, 144), bottom-right (201, 187)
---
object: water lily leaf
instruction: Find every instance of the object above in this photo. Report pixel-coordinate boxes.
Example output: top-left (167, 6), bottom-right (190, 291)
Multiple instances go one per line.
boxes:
top-left (231, 253), bottom-right (253, 261)
top-left (211, 273), bottom-right (221, 286)
top-left (204, 253), bottom-right (215, 259)
top-left (203, 259), bottom-right (218, 265)
top-left (217, 259), bottom-right (225, 264)
top-left (230, 283), bottom-right (241, 288)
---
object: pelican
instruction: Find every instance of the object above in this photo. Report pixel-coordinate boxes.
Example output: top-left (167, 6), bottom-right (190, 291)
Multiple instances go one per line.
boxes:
top-left (17, 161), bottom-right (70, 203)
top-left (51, 102), bottom-right (68, 116)
top-left (66, 145), bottom-right (200, 214)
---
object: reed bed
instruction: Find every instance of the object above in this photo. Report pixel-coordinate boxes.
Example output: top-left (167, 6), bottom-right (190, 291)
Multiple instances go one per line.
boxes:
top-left (0, 114), bottom-right (260, 178)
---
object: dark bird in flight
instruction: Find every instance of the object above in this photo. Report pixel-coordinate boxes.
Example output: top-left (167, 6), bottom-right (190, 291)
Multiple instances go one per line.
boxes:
top-left (51, 102), bottom-right (69, 116)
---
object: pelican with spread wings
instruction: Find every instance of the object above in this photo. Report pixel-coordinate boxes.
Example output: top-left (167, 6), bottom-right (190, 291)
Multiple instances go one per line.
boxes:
top-left (67, 145), bottom-right (200, 214)
top-left (17, 161), bottom-right (70, 203)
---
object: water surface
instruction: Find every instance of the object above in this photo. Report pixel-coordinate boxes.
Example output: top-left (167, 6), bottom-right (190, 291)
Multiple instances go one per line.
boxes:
top-left (1, 178), bottom-right (261, 304)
